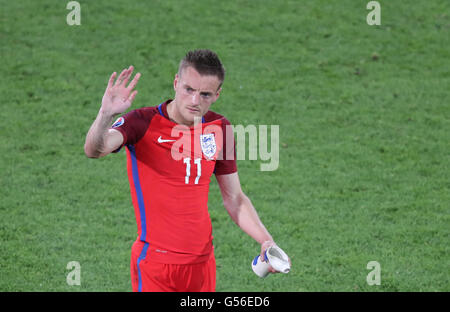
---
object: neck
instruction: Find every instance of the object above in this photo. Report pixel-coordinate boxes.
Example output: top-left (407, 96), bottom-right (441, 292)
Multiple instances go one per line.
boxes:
top-left (166, 100), bottom-right (180, 124)
top-left (166, 100), bottom-right (201, 127)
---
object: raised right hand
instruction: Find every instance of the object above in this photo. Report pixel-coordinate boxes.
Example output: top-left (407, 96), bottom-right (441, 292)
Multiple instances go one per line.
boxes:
top-left (101, 66), bottom-right (141, 116)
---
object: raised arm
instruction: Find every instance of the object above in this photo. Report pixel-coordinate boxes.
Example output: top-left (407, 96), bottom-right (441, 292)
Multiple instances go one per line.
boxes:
top-left (84, 66), bottom-right (141, 158)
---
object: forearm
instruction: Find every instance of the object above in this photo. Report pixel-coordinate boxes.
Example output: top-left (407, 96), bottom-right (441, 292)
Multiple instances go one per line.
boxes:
top-left (84, 109), bottom-right (116, 158)
top-left (224, 193), bottom-right (273, 245)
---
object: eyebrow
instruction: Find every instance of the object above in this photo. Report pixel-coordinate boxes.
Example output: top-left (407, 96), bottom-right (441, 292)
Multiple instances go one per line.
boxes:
top-left (184, 83), bottom-right (213, 95)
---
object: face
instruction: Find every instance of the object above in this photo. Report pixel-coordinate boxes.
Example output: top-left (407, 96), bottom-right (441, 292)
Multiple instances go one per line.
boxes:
top-left (171, 66), bottom-right (222, 126)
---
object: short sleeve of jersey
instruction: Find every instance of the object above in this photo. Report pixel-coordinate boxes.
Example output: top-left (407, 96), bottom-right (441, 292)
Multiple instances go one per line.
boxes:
top-left (111, 107), bottom-right (156, 150)
top-left (214, 117), bottom-right (237, 175)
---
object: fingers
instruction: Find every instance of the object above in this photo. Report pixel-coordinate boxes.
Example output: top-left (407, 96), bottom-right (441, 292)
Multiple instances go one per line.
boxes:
top-left (115, 68), bottom-right (129, 86)
top-left (130, 90), bottom-right (138, 102)
top-left (127, 72), bottom-right (141, 91)
top-left (113, 66), bottom-right (133, 87)
top-left (107, 72), bottom-right (117, 89)
top-left (111, 66), bottom-right (141, 90)
top-left (260, 240), bottom-right (275, 261)
top-left (121, 66), bottom-right (134, 86)
top-left (259, 250), bottom-right (266, 263)
top-left (125, 90), bottom-right (138, 105)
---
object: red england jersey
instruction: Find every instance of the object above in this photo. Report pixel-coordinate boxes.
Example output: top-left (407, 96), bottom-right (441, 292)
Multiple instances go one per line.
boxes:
top-left (112, 100), bottom-right (237, 264)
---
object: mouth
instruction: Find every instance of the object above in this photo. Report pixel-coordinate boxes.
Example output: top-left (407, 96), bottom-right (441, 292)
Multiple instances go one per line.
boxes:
top-left (187, 107), bottom-right (200, 114)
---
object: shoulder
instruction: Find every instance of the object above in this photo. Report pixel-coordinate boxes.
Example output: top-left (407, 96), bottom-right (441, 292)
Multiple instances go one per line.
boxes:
top-left (117, 106), bottom-right (160, 127)
top-left (112, 105), bottom-right (160, 146)
top-left (203, 110), bottom-right (232, 126)
top-left (123, 106), bottom-right (159, 120)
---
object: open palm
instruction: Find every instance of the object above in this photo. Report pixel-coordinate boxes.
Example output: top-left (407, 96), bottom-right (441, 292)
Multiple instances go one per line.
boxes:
top-left (102, 66), bottom-right (141, 115)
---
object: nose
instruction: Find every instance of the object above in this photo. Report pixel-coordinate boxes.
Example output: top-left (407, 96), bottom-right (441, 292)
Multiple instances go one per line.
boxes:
top-left (191, 92), bottom-right (200, 105)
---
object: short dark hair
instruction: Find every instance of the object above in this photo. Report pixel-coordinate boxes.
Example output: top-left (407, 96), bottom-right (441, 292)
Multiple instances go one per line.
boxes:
top-left (178, 49), bottom-right (225, 87)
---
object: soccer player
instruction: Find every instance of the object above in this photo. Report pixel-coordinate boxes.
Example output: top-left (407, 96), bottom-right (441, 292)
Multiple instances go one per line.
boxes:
top-left (84, 50), bottom-right (283, 291)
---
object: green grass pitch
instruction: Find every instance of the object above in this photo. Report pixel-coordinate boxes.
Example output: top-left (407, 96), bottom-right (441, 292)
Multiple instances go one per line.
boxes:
top-left (0, 0), bottom-right (449, 291)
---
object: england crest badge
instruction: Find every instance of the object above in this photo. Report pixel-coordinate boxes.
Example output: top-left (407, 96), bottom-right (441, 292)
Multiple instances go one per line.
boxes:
top-left (200, 133), bottom-right (216, 159)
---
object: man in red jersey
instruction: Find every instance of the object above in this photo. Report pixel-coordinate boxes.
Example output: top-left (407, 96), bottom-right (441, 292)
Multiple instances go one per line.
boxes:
top-left (84, 50), bottom-right (284, 292)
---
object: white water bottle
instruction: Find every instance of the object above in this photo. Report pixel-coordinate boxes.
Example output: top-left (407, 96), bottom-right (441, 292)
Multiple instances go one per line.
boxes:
top-left (251, 245), bottom-right (290, 278)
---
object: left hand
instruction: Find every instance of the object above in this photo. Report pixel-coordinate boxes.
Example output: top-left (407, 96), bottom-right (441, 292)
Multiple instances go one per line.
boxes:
top-left (260, 241), bottom-right (292, 274)
top-left (260, 240), bottom-right (278, 273)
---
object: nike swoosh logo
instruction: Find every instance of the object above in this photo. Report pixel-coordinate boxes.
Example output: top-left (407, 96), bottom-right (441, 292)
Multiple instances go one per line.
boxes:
top-left (157, 136), bottom-right (176, 143)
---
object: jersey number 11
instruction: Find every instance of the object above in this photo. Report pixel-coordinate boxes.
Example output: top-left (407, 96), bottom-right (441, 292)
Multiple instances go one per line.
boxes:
top-left (183, 157), bottom-right (201, 184)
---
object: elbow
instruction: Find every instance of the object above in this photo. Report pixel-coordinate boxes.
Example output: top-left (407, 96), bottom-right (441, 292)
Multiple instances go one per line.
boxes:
top-left (222, 195), bottom-right (237, 212)
top-left (222, 199), bottom-right (234, 213)
top-left (84, 142), bottom-right (100, 158)
top-left (222, 192), bottom-right (246, 221)
top-left (223, 191), bottom-right (246, 207)
top-left (224, 202), bottom-right (240, 226)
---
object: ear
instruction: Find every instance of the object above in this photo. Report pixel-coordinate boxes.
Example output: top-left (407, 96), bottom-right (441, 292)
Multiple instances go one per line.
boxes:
top-left (173, 73), bottom-right (179, 91)
top-left (214, 87), bottom-right (222, 101)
